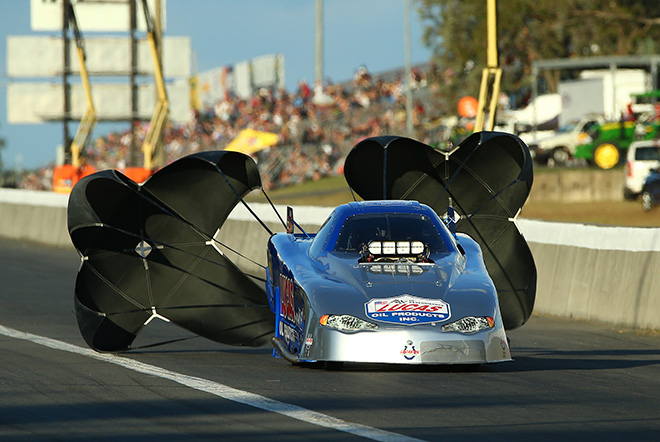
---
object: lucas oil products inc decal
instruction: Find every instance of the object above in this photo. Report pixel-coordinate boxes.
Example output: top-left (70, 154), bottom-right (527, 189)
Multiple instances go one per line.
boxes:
top-left (365, 295), bottom-right (451, 325)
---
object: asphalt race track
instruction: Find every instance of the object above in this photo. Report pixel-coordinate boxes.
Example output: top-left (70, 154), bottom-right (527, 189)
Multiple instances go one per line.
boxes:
top-left (1, 236), bottom-right (660, 442)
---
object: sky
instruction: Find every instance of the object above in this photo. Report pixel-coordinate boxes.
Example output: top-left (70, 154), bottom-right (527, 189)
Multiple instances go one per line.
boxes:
top-left (0, 0), bottom-right (433, 171)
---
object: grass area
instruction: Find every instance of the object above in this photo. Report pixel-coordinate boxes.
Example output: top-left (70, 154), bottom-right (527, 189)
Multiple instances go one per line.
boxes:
top-left (247, 174), bottom-right (660, 227)
top-left (247, 175), bottom-right (355, 207)
top-left (521, 200), bottom-right (660, 227)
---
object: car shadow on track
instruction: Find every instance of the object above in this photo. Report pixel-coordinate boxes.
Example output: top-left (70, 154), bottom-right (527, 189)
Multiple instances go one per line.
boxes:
top-left (484, 347), bottom-right (660, 372)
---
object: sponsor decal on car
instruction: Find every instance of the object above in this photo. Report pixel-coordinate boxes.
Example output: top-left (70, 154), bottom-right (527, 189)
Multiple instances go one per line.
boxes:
top-left (400, 340), bottom-right (420, 360)
top-left (365, 295), bottom-right (451, 325)
top-left (279, 321), bottom-right (299, 349)
top-left (304, 334), bottom-right (314, 357)
top-left (280, 274), bottom-right (297, 324)
top-left (277, 273), bottom-right (304, 354)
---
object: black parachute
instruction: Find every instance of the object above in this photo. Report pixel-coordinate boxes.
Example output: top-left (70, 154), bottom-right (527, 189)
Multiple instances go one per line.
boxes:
top-left (343, 132), bottom-right (536, 329)
top-left (68, 151), bottom-right (274, 352)
top-left (68, 132), bottom-right (536, 352)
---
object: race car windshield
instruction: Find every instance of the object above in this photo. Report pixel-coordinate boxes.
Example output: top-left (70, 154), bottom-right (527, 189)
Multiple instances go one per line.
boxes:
top-left (334, 213), bottom-right (449, 253)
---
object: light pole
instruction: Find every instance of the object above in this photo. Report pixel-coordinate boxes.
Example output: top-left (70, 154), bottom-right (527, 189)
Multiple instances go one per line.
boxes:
top-left (404, 0), bottom-right (414, 137)
top-left (315, 0), bottom-right (324, 92)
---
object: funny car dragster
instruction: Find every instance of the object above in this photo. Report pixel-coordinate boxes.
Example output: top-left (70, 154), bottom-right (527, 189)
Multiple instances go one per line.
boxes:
top-left (67, 131), bottom-right (536, 366)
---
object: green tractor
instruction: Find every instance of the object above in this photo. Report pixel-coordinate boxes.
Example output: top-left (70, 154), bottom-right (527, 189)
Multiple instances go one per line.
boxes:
top-left (574, 90), bottom-right (660, 169)
top-left (574, 118), bottom-right (660, 169)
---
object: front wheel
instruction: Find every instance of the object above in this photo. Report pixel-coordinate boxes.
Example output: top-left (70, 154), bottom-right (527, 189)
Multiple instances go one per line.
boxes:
top-left (551, 147), bottom-right (570, 166)
top-left (642, 191), bottom-right (653, 211)
top-left (593, 143), bottom-right (620, 169)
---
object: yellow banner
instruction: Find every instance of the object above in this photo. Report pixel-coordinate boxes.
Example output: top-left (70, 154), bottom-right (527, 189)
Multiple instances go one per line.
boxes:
top-left (224, 129), bottom-right (279, 155)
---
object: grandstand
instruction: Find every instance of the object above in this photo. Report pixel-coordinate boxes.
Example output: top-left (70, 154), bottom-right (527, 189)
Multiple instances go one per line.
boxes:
top-left (16, 64), bottom-right (443, 191)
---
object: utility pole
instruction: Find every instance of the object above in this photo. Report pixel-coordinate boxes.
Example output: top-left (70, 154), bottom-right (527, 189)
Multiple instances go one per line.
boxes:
top-left (315, 0), bottom-right (324, 91)
top-left (404, 0), bottom-right (414, 137)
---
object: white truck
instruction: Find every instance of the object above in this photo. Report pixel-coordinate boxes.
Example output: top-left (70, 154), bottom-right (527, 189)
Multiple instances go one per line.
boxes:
top-left (526, 115), bottom-right (605, 166)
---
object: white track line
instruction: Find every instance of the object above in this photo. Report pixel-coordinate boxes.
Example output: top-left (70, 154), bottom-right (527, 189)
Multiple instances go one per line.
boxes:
top-left (0, 324), bottom-right (425, 442)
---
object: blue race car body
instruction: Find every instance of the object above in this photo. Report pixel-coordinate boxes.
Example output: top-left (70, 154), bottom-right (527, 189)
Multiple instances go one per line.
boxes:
top-left (266, 200), bottom-right (511, 365)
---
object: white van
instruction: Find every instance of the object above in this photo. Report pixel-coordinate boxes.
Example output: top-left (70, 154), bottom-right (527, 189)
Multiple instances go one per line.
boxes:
top-left (624, 140), bottom-right (660, 199)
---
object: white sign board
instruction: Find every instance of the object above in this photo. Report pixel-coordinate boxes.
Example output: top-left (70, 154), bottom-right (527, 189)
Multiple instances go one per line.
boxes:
top-left (197, 54), bottom-right (285, 105)
top-left (197, 66), bottom-right (230, 108)
top-left (31, 0), bottom-right (166, 32)
top-left (7, 35), bottom-right (190, 78)
top-left (8, 82), bottom-right (189, 123)
top-left (251, 54), bottom-right (285, 88)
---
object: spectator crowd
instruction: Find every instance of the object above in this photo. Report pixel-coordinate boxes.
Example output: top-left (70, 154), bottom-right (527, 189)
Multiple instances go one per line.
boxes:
top-left (16, 64), bottom-right (441, 191)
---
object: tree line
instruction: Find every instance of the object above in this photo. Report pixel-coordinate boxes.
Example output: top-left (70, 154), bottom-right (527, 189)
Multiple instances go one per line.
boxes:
top-left (417, 0), bottom-right (660, 107)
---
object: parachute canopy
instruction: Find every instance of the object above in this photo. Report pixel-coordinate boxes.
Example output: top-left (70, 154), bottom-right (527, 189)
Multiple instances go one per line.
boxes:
top-left (68, 151), bottom-right (274, 352)
top-left (343, 133), bottom-right (537, 329)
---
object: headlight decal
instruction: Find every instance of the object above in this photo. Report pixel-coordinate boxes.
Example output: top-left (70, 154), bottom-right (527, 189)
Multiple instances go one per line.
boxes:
top-left (319, 314), bottom-right (379, 332)
top-left (441, 316), bottom-right (494, 334)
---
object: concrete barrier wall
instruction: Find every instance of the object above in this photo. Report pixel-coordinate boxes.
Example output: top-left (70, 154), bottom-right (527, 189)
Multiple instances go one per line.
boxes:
top-left (0, 189), bottom-right (72, 248)
top-left (216, 204), bottom-right (331, 277)
top-left (518, 219), bottom-right (660, 330)
top-left (1, 188), bottom-right (658, 331)
top-left (529, 169), bottom-right (625, 202)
